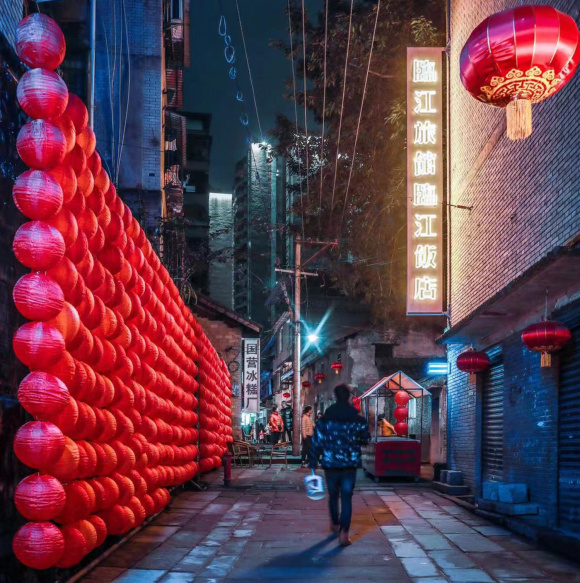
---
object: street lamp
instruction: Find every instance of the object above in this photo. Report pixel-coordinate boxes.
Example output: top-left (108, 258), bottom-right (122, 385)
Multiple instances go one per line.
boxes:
top-left (307, 333), bottom-right (319, 344)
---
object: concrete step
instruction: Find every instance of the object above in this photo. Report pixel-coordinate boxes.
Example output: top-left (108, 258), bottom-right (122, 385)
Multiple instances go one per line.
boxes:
top-left (478, 498), bottom-right (539, 516)
top-left (431, 480), bottom-right (470, 496)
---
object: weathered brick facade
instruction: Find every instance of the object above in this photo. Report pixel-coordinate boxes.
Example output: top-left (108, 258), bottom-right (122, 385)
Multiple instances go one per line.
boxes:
top-left (447, 0), bottom-right (580, 539)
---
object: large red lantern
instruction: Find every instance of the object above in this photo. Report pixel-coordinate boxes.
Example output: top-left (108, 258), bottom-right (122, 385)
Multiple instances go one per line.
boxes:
top-left (13, 273), bottom-right (64, 321)
top-left (394, 390), bottom-right (411, 407)
top-left (18, 371), bottom-right (70, 420)
top-left (394, 421), bottom-right (408, 436)
top-left (17, 119), bottom-right (67, 169)
top-left (13, 170), bottom-right (63, 220)
top-left (55, 524), bottom-right (87, 568)
top-left (456, 348), bottom-right (490, 382)
top-left (13, 322), bottom-right (66, 369)
top-left (522, 319), bottom-right (571, 367)
top-left (15, 13), bottom-right (66, 70)
top-left (460, 6), bottom-right (580, 140)
top-left (17, 68), bottom-right (69, 119)
top-left (13, 220), bottom-right (66, 270)
top-left (315, 373), bottom-right (326, 384)
top-left (394, 406), bottom-right (408, 422)
top-left (13, 521), bottom-right (65, 570)
top-left (14, 474), bottom-right (66, 521)
top-left (14, 421), bottom-right (65, 469)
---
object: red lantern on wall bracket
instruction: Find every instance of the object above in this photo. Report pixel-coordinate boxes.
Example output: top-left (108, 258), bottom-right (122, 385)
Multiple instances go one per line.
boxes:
top-left (460, 5), bottom-right (580, 140)
top-left (456, 348), bottom-right (490, 382)
top-left (522, 318), bottom-right (571, 368)
top-left (331, 362), bottom-right (343, 375)
top-left (302, 381), bottom-right (311, 388)
top-left (314, 373), bottom-right (326, 384)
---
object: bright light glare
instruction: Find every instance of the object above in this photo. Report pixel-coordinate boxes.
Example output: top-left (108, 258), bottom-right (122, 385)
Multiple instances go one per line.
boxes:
top-left (307, 334), bottom-right (319, 343)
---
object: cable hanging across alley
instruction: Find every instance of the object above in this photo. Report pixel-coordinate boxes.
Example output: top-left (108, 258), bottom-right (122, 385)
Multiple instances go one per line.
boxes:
top-left (329, 0), bottom-right (354, 231)
top-left (339, 0), bottom-right (381, 234)
top-left (301, 0), bottom-right (310, 211)
top-left (235, 0), bottom-right (264, 143)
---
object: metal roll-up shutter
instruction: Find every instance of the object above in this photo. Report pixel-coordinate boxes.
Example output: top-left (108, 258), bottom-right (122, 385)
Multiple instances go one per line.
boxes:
top-left (482, 347), bottom-right (504, 482)
top-left (556, 300), bottom-right (580, 533)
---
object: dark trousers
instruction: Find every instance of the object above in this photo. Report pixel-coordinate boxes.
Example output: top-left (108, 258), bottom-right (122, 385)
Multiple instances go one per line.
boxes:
top-left (324, 468), bottom-right (357, 531)
top-left (301, 435), bottom-right (312, 463)
top-left (271, 431), bottom-right (282, 444)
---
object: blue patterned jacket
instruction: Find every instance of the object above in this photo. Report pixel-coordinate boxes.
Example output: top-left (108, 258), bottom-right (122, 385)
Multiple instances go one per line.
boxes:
top-left (309, 403), bottom-right (371, 469)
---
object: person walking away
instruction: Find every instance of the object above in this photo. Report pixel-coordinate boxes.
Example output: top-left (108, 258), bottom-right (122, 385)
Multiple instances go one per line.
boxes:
top-left (269, 405), bottom-right (284, 444)
top-left (301, 406), bottom-right (314, 468)
top-left (309, 384), bottom-right (371, 546)
top-left (281, 402), bottom-right (293, 443)
top-left (316, 412), bottom-right (323, 423)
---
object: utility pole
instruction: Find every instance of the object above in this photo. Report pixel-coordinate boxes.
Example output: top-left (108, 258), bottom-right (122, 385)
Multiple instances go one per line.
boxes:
top-left (289, 237), bottom-right (337, 457)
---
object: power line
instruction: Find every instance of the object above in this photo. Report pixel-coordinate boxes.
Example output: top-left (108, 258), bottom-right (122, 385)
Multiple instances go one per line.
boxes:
top-left (339, 0), bottom-right (381, 233)
top-left (301, 0), bottom-right (310, 211)
top-left (235, 0), bottom-right (264, 143)
top-left (328, 0), bottom-right (354, 231)
top-left (318, 0), bottom-right (328, 236)
top-left (287, 0), bottom-right (305, 240)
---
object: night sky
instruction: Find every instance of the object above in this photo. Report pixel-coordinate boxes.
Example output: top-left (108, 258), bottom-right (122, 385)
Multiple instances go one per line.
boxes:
top-left (185, 0), bottom-right (323, 193)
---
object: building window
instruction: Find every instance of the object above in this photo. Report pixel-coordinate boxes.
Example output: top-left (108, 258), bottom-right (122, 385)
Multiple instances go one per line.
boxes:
top-left (408, 398), bottom-right (417, 419)
top-left (171, 0), bottom-right (182, 20)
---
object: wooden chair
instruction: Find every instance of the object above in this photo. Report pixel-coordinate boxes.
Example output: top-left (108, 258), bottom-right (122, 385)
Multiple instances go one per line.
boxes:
top-left (232, 441), bottom-right (253, 467)
top-left (268, 441), bottom-right (291, 467)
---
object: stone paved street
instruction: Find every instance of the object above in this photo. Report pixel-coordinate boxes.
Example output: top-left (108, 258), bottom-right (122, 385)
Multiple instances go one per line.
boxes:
top-left (80, 467), bottom-right (580, 583)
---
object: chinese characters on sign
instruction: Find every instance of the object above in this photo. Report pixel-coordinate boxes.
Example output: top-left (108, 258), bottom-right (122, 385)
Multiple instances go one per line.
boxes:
top-left (243, 338), bottom-right (260, 413)
top-left (407, 48), bottom-right (445, 315)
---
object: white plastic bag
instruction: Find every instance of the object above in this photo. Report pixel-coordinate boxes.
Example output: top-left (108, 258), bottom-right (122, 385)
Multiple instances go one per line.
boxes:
top-left (304, 469), bottom-right (325, 500)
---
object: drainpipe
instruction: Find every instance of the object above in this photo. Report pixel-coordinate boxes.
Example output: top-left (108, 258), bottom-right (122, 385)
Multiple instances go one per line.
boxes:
top-left (88, 0), bottom-right (96, 128)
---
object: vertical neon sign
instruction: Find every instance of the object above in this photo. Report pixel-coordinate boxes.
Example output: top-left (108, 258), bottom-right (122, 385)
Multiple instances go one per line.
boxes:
top-left (407, 47), bottom-right (445, 316)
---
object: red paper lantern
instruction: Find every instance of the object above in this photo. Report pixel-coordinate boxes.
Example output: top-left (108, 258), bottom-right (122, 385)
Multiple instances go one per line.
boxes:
top-left (18, 371), bottom-right (70, 420)
top-left (394, 390), bottom-right (411, 407)
top-left (13, 169), bottom-right (63, 220)
top-left (456, 349), bottom-right (490, 381)
top-left (15, 474), bottom-right (66, 521)
top-left (13, 521), bottom-right (64, 570)
top-left (48, 162), bottom-right (77, 202)
top-left (49, 436), bottom-right (80, 481)
top-left (71, 519), bottom-right (98, 552)
top-left (54, 481), bottom-right (92, 524)
top-left (55, 524), bottom-right (87, 568)
top-left (13, 322), bottom-right (65, 369)
top-left (77, 125), bottom-right (96, 158)
top-left (522, 319), bottom-right (571, 367)
top-left (394, 406), bottom-right (408, 422)
top-left (47, 206), bottom-right (79, 246)
top-left (87, 515), bottom-right (107, 547)
top-left (47, 256), bottom-right (79, 294)
top-left (17, 119), bottom-right (67, 169)
top-left (51, 113), bottom-right (76, 154)
top-left (394, 421), bottom-right (408, 436)
top-left (460, 6), bottom-right (580, 140)
top-left (14, 421), bottom-right (65, 469)
top-left (65, 94), bottom-right (89, 134)
top-left (47, 302), bottom-right (81, 345)
top-left (13, 273), bottom-right (64, 321)
top-left (314, 373), bottom-right (326, 384)
top-left (13, 220), bottom-right (65, 270)
top-left (302, 381), bottom-right (311, 388)
top-left (15, 13), bottom-right (66, 70)
top-left (331, 362), bottom-right (343, 375)
top-left (17, 68), bottom-right (69, 119)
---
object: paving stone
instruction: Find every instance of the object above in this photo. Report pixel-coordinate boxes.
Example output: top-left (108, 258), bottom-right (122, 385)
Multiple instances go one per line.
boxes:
top-left (400, 557), bottom-right (440, 578)
top-left (428, 519), bottom-right (477, 534)
top-left (411, 579), bottom-right (448, 583)
top-left (444, 569), bottom-right (494, 582)
top-left (112, 570), bottom-right (167, 583)
top-left (199, 555), bottom-right (240, 578)
top-left (429, 549), bottom-right (477, 569)
top-left (473, 525), bottom-right (512, 536)
top-left (134, 547), bottom-right (190, 570)
top-left (445, 533), bottom-right (504, 552)
top-left (413, 534), bottom-right (453, 550)
top-left (81, 567), bottom-right (126, 583)
top-left (390, 539), bottom-right (428, 558)
top-left (132, 526), bottom-right (181, 543)
top-left (158, 574), bottom-right (196, 583)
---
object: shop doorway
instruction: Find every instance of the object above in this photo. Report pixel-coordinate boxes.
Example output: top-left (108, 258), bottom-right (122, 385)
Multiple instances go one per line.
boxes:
top-left (481, 348), bottom-right (504, 482)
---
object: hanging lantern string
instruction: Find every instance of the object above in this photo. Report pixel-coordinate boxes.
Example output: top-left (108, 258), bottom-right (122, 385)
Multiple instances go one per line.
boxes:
top-left (216, 0), bottom-right (264, 196)
top-left (544, 288), bottom-right (549, 320)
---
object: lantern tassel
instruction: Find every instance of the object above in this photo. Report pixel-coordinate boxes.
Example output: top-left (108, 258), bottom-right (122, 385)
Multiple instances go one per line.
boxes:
top-left (506, 98), bottom-right (532, 140)
top-left (469, 372), bottom-right (476, 383)
top-left (541, 352), bottom-right (552, 367)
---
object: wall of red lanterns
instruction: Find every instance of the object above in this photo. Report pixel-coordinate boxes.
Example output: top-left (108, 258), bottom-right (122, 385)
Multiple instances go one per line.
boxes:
top-left (10, 14), bottom-right (232, 571)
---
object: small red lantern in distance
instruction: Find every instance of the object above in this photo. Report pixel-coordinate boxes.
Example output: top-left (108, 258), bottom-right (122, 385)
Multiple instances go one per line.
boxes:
top-left (460, 5), bottom-right (580, 141)
top-left (456, 349), bottom-right (490, 382)
top-left (331, 362), bottom-right (343, 375)
top-left (314, 373), bottom-right (326, 384)
top-left (282, 392), bottom-right (291, 399)
top-left (522, 319), bottom-right (571, 367)
top-left (302, 381), bottom-right (311, 388)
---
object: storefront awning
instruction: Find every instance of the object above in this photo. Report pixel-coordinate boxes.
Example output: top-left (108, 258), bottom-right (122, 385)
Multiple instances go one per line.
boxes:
top-left (439, 246), bottom-right (580, 346)
top-left (359, 371), bottom-right (430, 401)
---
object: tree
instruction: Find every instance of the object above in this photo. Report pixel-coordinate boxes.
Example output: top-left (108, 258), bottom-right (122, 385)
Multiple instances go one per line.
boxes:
top-left (271, 0), bottom-right (444, 324)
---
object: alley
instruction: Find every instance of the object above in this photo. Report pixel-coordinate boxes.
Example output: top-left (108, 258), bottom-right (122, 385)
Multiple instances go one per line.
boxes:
top-left (80, 468), bottom-right (580, 583)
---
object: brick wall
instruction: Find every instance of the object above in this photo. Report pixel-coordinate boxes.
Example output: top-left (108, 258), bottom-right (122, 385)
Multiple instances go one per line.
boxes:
top-left (195, 317), bottom-right (244, 439)
top-left (0, 0), bottom-right (21, 47)
top-left (449, 0), bottom-right (580, 326)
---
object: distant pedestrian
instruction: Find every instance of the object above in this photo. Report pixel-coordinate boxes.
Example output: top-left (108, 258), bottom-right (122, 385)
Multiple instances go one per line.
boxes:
top-left (269, 405), bottom-right (284, 444)
top-left (309, 384), bottom-right (371, 547)
top-left (301, 405), bottom-right (314, 468)
top-left (281, 401), bottom-right (293, 443)
top-left (316, 412), bottom-right (323, 423)
top-left (258, 423), bottom-right (266, 443)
